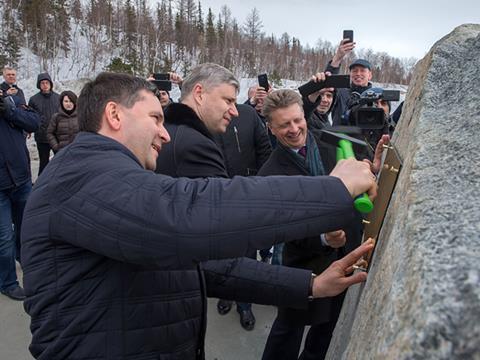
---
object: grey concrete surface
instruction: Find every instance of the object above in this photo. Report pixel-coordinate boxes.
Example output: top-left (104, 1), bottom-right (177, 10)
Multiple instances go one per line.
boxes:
top-left (0, 264), bottom-right (276, 360)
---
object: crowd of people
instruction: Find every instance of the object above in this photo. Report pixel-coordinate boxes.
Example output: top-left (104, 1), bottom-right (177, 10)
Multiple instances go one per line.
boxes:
top-left (0, 37), bottom-right (404, 360)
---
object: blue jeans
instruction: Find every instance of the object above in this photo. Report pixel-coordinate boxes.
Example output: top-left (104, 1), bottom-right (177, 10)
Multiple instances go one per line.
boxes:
top-left (0, 182), bottom-right (31, 291)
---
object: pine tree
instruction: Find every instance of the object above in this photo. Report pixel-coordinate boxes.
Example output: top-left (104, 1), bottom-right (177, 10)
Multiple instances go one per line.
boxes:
top-left (205, 8), bottom-right (216, 63)
top-left (125, 0), bottom-right (138, 73)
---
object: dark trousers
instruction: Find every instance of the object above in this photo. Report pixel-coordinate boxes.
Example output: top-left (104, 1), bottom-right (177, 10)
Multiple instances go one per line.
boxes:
top-left (0, 182), bottom-right (31, 291)
top-left (262, 317), bottom-right (337, 360)
top-left (36, 142), bottom-right (51, 176)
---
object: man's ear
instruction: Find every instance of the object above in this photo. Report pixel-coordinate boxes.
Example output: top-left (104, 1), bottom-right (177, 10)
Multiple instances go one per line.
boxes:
top-left (192, 83), bottom-right (204, 105)
top-left (103, 101), bottom-right (122, 131)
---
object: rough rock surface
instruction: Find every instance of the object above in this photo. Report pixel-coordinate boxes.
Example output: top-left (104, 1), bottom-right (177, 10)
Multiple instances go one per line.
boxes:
top-left (326, 24), bottom-right (480, 360)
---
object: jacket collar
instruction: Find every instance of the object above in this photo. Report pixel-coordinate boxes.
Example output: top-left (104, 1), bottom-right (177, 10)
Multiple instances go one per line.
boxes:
top-left (73, 132), bottom-right (143, 168)
top-left (350, 82), bottom-right (372, 95)
top-left (164, 103), bottom-right (215, 141)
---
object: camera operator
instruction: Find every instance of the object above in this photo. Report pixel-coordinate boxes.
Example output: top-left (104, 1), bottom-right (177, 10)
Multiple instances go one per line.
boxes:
top-left (1, 66), bottom-right (26, 105)
top-left (345, 87), bottom-right (397, 153)
top-left (330, 59), bottom-right (374, 126)
top-left (0, 89), bottom-right (39, 301)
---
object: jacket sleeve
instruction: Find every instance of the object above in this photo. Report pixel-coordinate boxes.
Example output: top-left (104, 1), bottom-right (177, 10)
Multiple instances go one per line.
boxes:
top-left (46, 168), bottom-right (356, 270)
top-left (47, 113), bottom-right (59, 151)
top-left (3, 98), bottom-right (40, 133)
top-left (302, 94), bottom-right (321, 120)
top-left (253, 114), bottom-right (272, 168)
top-left (202, 257), bottom-right (311, 310)
top-left (325, 60), bottom-right (341, 75)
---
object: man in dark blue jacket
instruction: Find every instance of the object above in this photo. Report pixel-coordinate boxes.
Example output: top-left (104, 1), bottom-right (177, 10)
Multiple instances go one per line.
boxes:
top-left (0, 90), bottom-right (39, 301)
top-left (21, 72), bottom-right (377, 360)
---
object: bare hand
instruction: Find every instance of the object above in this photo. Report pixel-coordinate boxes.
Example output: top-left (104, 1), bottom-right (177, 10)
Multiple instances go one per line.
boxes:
top-left (312, 238), bottom-right (374, 298)
top-left (331, 39), bottom-right (356, 67)
top-left (252, 87), bottom-right (268, 113)
top-left (325, 230), bottom-right (346, 248)
top-left (307, 72), bottom-right (333, 103)
top-left (169, 72), bottom-right (183, 86)
top-left (6, 87), bottom-right (18, 96)
top-left (330, 158), bottom-right (377, 200)
top-left (372, 134), bottom-right (390, 174)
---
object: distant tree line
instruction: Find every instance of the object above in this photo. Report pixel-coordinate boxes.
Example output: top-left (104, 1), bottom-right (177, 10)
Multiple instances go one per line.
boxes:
top-left (0, 0), bottom-right (416, 83)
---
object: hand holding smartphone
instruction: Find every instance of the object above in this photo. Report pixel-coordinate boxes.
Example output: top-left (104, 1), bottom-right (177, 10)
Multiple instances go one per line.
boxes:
top-left (343, 30), bottom-right (354, 44)
top-left (257, 73), bottom-right (270, 92)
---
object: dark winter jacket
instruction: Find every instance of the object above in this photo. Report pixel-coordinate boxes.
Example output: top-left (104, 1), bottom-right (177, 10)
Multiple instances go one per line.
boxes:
top-left (156, 102), bottom-right (228, 178)
top-left (258, 130), bottom-right (362, 325)
top-left (47, 93), bottom-right (79, 152)
top-left (0, 96), bottom-right (39, 190)
top-left (214, 104), bottom-right (272, 176)
top-left (28, 73), bottom-right (60, 143)
top-left (22, 131), bottom-right (357, 360)
top-left (0, 81), bottom-right (26, 105)
top-left (302, 89), bottom-right (336, 131)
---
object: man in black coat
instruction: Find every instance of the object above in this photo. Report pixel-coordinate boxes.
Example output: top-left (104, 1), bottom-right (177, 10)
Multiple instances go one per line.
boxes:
top-left (22, 71), bottom-right (377, 360)
top-left (28, 72), bottom-right (60, 175)
top-left (212, 103), bottom-right (272, 329)
top-left (214, 103), bottom-right (272, 177)
top-left (258, 89), bottom-right (386, 360)
top-left (156, 63), bottom-right (272, 330)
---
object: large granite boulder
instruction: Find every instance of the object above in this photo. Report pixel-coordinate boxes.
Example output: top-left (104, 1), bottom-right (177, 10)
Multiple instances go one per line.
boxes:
top-left (326, 24), bottom-right (480, 360)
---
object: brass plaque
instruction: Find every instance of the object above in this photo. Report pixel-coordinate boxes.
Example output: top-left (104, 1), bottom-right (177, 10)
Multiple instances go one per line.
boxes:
top-left (362, 146), bottom-right (402, 269)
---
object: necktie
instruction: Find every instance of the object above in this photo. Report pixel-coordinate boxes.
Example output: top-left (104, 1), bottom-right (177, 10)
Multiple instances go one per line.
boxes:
top-left (298, 146), bottom-right (307, 158)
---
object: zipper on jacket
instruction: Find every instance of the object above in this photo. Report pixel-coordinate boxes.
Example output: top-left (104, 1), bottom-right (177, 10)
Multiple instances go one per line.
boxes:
top-left (233, 126), bottom-right (241, 153)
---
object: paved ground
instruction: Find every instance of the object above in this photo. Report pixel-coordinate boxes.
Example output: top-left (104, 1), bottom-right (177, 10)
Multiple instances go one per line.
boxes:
top-left (1, 148), bottom-right (278, 359)
top-left (0, 263), bottom-right (276, 360)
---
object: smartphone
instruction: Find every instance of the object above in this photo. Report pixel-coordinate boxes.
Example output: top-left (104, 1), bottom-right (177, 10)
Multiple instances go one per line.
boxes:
top-left (298, 75), bottom-right (350, 97)
top-left (154, 73), bottom-right (170, 81)
top-left (257, 73), bottom-right (270, 92)
top-left (324, 75), bottom-right (350, 88)
top-left (152, 80), bottom-right (172, 92)
top-left (343, 30), bottom-right (354, 43)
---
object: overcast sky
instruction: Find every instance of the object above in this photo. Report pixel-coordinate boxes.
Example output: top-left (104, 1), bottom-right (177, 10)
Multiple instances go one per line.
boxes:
top-left (191, 0), bottom-right (479, 60)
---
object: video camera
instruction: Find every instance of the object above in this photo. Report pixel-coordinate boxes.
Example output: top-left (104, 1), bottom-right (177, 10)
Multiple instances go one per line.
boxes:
top-left (347, 89), bottom-right (400, 130)
top-left (344, 88), bottom-right (400, 151)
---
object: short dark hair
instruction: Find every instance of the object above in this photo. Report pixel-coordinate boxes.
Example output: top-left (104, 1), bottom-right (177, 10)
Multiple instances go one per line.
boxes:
top-left (78, 72), bottom-right (156, 132)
